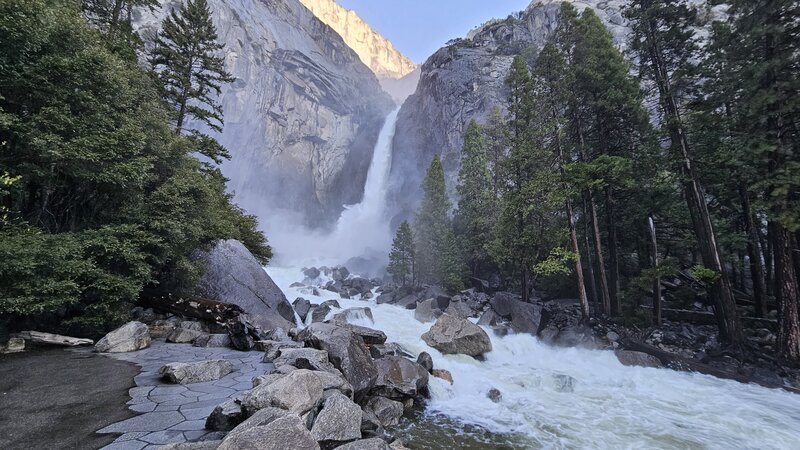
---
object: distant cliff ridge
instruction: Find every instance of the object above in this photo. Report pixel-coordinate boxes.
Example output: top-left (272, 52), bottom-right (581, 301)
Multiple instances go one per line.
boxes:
top-left (135, 0), bottom-right (394, 227)
top-left (298, 0), bottom-right (417, 80)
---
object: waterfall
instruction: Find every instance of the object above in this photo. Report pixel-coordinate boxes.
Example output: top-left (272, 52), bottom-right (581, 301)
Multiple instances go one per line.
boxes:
top-left (326, 107), bottom-right (401, 261)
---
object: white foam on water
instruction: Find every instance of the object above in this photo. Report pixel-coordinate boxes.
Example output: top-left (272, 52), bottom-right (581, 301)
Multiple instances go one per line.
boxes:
top-left (268, 266), bottom-right (800, 450)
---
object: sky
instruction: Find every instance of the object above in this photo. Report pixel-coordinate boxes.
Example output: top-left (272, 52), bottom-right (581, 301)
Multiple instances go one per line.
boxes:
top-left (336, 0), bottom-right (534, 63)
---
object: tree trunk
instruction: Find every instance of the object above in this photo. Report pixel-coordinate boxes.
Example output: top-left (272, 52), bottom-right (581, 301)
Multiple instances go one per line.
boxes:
top-left (583, 196), bottom-right (599, 310)
top-left (769, 223), bottom-right (800, 364)
top-left (741, 184), bottom-right (768, 317)
top-left (649, 216), bottom-right (661, 326)
top-left (643, 18), bottom-right (742, 347)
top-left (568, 200), bottom-right (590, 319)
top-left (588, 192), bottom-right (611, 315)
top-left (605, 187), bottom-right (621, 316)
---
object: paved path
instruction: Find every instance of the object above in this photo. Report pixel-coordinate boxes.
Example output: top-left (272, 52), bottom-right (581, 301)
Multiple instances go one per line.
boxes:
top-left (98, 341), bottom-right (271, 450)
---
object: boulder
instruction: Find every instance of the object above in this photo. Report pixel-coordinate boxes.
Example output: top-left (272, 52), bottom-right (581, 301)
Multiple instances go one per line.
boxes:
top-left (148, 319), bottom-right (177, 339)
top-left (491, 293), bottom-right (545, 335)
top-left (477, 310), bottom-right (499, 326)
top-left (311, 370), bottom-right (354, 398)
top-left (94, 322), bottom-right (150, 353)
top-left (416, 352), bottom-right (433, 373)
top-left (333, 307), bottom-right (374, 324)
top-left (376, 292), bottom-right (395, 305)
top-left (421, 314), bottom-right (492, 357)
top-left (489, 292), bottom-right (518, 317)
top-left (179, 321), bottom-right (207, 332)
top-left (303, 267), bottom-right (321, 280)
top-left (160, 360), bottom-right (235, 384)
top-left (293, 298), bottom-right (312, 322)
top-left (364, 396), bottom-right (403, 427)
top-left (193, 239), bottom-right (295, 330)
top-left (227, 407), bottom-right (292, 439)
top-left (274, 348), bottom-right (337, 373)
top-left (371, 356), bottom-right (429, 399)
top-left (193, 334), bottom-right (231, 348)
top-left (414, 298), bottom-right (444, 323)
top-left (395, 294), bottom-right (418, 310)
top-left (166, 327), bottom-right (205, 344)
top-left (310, 391), bottom-right (362, 444)
top-left (311, 305), bottom-right (333, 323)
top-left (330, 266), bottom-right (350, 282)
top-left (241, 369), bottom-right (324, 415)
top-left (431, 369), bottom-right (453, 384)
top-left (336, 438), bottom-right (391, 450)
top-left (344, 277), bottom-right (373, 295)
top-left (487, 388), bottom-right (502, 403)
top-left (321, 299), bottom-right (341, 309)
top-left (252, 373), bottom-right (286, 388)
top-left (444, 298), bottom-right (473, 319)
top-left (338, 323), bottom-right (387, 346)
top-left (370, 343), bottom-right (412, 360)
top-left (218, 415), bottom-right (319, 450)
top-left (1, 337), bottom-right (25, 354)
top-left (297, 323), bottom-right (378, 400)
top-left (615, 350), bottom-right (663, 369)
top-left (554, 325), bottom-right (599, 349)
top-left (205, 399), bottom-right (245, 431)
top-left (261, 340), bottom-right (304, 362)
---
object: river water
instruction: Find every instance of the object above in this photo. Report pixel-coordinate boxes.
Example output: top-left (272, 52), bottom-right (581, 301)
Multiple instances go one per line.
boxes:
top-left (265, 109), bottom-right (800, 449)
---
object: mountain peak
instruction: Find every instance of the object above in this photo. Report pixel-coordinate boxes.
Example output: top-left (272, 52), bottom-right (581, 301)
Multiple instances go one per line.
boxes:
top-left (298, 0), bottom-right (416, 80)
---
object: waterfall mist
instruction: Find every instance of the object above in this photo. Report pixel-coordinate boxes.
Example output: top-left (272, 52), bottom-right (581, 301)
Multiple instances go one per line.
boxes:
top-left (262, 108), bottom-right (401, 270)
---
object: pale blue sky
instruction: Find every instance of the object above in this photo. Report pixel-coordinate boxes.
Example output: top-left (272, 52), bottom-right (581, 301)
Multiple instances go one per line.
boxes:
top-left (336, 0), bottom-right (534, 63)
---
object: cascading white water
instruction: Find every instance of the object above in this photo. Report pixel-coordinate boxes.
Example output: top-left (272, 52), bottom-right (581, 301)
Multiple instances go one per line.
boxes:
top-left (267, 266), bottom-right (800, 449)
top-left (268, 108), bottom-right (400, 267)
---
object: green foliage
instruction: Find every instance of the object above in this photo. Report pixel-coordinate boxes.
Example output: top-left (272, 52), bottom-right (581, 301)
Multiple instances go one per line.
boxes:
top-left (0, 0), bottom-right (269, 336)
top-left (533, 248), bottom-right (574, 278)
top-left (150, 0), bottom-right (233, 133)
top-left (454, 120), bottom-right (494, 275)
top-left (415, 156), bottom-right (465, 291)
top-left (387, 221), bottom-right (415, 286)
top-left (689, 265), bottom-right (721, 285)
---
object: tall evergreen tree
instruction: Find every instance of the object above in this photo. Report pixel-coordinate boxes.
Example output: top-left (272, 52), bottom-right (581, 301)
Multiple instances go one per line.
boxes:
top-left (150, 0), bottom-right (232, 135)
top-left (388, 221), bottom-right (415, 286)
top-left (625, 0), bottom-right (744, 346)
top-left (415, 156), bottom-right (465, 291)
top-left (82, 0), bottom-right (158, 35)
top-left (455, 119), bottom-right (494, 276)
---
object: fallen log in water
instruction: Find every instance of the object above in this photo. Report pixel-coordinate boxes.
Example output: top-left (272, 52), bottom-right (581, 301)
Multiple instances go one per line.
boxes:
top-left (138, 290), bottom-right (244, 324)
top-left (619, 338), bottom-right (799, 394)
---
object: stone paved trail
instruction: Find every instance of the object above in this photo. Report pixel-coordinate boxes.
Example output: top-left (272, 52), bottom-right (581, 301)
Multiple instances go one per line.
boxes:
top-left (98, 341), bottom-right (271, 450)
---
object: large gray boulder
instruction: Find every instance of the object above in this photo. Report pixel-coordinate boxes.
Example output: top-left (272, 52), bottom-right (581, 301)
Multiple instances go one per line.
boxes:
top-left (371, 356), bottom-right (429, 399)
top-left (335, 438), bottom-right (391, 450)
top-left (338, 323), bottom-right (387, 346)
top-left (421, 314), bottom-right (492, 357)
top-left (160, 360), bottom-right (235, 384)
top-left (193, 239), bottom-right (295, 330)
top-left (615, 350), bottom-right (663, 369)
top-left (193, 334), bottom-right (231, 348)
top-left (364, 396), bottom-right (404, 427)
top-left (297, 323), bottom-right (378, 400)
top-left (414, 298), bottom-right (444, 323)
top-left (241, 369), bottom-right (324, 415)
top-left (166, 327), bottom-right (205, 344)
top-left (94, 321), bottom-right (150, 353)
top-left (491, 292), bottom-right (545, 335)
top-left (261, 340), bottom-right (304, 362)
top-left (205, 399), bottom-right (245, 431)
top-left (274, 348), bottom-right (337, 373)
top-left (218, 415), bottom-right (319, 450)
top-left (293, 297), bottom-right (312, 322)
top-left (310, 391), bottom-right (362, 443)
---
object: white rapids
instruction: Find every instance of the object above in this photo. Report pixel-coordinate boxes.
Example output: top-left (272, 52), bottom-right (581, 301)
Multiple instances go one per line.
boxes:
top-left (268, 266), bottom-right (800, 450)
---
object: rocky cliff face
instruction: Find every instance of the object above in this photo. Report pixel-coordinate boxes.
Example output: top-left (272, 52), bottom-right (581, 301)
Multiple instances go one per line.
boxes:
top-left (135, 0), bottom-right (394, 226)
top-left (298, 0), bottom-right (417, 82)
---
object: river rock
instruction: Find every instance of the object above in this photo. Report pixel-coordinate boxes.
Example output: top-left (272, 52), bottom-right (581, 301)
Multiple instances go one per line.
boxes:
top-left (431, 369), bottom-right (453, 384)
top-left (336, 438), bottom-right (391, 450)
top-left (193, 333), bottom-right (231, 348)
top-left (477, 310), bottom-right (499, 326)
top-left (274, 347), bottom-right (337, 373)
top-left (94, 322), bottom-right (150, 353)
top-left (444, 297), bottom-right (473, 319)
top-left (310, 391), bottom-right (362, 443)
top-left (321, 299), bottom-right (342, 309)
top-left (166, 327), bottom-right (205, 344)
top-left (396, 294), bottom-right (419, 310)
top-left (226, 407), bottom-right (292, 440)
top-left (261, 339), bottom-right (304, 362)
top-left (371, 356), bottom-right (429, 399)
top-left (160, 359), bottom-right (235, 384)
top-left (414, 298), bottom-right (444, 323)
top-left (193, 239), bottom-right (295, 331)
top-left (297, 323), bottom-right (378, 399)
top-left (487, 388), bottom-right (502, 403)
top-left (370, 343), bottom-right (412, 359)
top-left (241, 369), bottom-right (324, 415)
top-left (311, 305), bottom-right (333, 323)
top-left (303, 267), bottom-right (321, 280)
top-left (218, 415), bottom-right (319, 450)
top-left (1, 337), bottom-right (25, 354)
top-left (294, 298), bottom-right (312, 322)
top-left (421, 314), bottom-right (492, 357)
top-left (312, 369), bottom-right (354, 398)
top-left (490, 293), bottom-right (545, 335)
top-left (615, 350), bottom-right (663, 368)
top-left (365, 396), bottom-right (404, 427)
top-left (333, 307), bottom-right (374, 324)
top-left (338, 323), bottom-right (387, 345)
top-left (205, 399), bottom-right (245, 431)
top-left (416, 352), bottom-right (433, 373)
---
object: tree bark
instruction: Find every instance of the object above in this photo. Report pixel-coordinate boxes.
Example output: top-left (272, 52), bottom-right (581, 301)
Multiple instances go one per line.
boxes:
top-left (605, 187), bottom-right (621, 316)
top-left (649, 216), bottom-right (661, 326)
top-left (583, 196), bottom-right (600, 310)
top-left (568, 199), bottom-right (590, 319)
top-left (740, 184), bottom-right (768, 317)
top-left (139, 290), bottom-right (244, 324)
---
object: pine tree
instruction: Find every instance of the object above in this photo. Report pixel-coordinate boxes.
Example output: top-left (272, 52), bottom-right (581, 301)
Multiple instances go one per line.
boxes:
top-left (415, 156), bottom-right (465, 291)
top-left (82, 0), bottom-right (158, 35)
top-left (484, 107), bottom-right (508, 200)
top-left (455, 119), bottom-right (493, 276)
top-left (150, 0), bottom-right (232, 135)
top-left (387, 221), bottom-right (414, 286)
top-left (625, 0), bottom-right (744, 346)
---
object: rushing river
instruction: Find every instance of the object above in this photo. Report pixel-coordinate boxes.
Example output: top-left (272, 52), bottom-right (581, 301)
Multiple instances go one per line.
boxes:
top-left (268, 266), bottom-right (800, 450)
